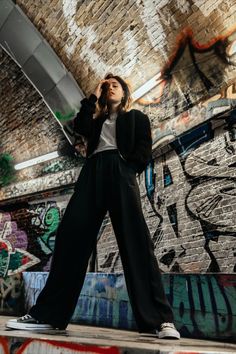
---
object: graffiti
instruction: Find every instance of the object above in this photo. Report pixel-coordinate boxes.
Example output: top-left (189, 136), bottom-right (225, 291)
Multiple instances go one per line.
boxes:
top-left (62, 0), bottom-right (138, 77)
top-left (0, 337), bottom-right (119, 354)
top-left (96, 216), bottom-right (120, 272)
top-left (0, 197), bottom-right (71, 274)
top-left (0, 274), bottom-right (23, 314)
top-left (0, 335), bottom-right (235, 354)
top-left (100, 251), bottom-right (120, 272)
top-left (0, 167), bottom-right (80, 200)
top-left (138, 27), bottom-right (236, 120)
top-left (3, 110), bottom-right (234, 279)
top-left (150, 88), bottom-right (236, 147)
top-left (23, 272), bottom-right (236, 341)
top-left (55, 110), bottom-right (75, 122)
top-left (0, 195), bottom-right (74, 313)
top-left (0, 333), bottom-right (234, 354)
top-left (130, 0), bottom-right (228, 56)
top-left (149, 113), bottom-right (236, 273)
top-left (23, 272), bottom-right (49, 311)
top-left (0, 153), bottom-right (16, 187)
top-left (193, 0), bottom-right (224, 16)
top-left (31, 201), bottom-right (61, 255)
top-left (0, 213), bottom-right (40, 276)
top-left (95, 111), bottom-right (236, 274)
top-left (40, 156), bottom-right (82, 175)
top-left (137, 0), bottom-right (193, 54)
top-left (23, 272), bottom-right (136, 330)
top-left (29, 198), bottom-right (69, 269)
top-left (0, 338), bottom-right (8, 354)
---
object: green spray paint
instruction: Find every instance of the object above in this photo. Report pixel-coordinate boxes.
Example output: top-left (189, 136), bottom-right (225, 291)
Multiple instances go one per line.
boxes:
top-left (55, 111), bottom-right (75, 122)
top-left (172, 275), bottom-right (195, 332)
top-left (0, 246), bottom-right (9, 277)
top-left (0, 153), bottom-right (16, 187)
top-left (37, 207), bottom-right (60, 255)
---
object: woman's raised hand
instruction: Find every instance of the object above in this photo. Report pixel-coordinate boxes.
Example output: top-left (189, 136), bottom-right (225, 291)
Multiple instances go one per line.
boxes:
top-left (93, 79), bottom-right (109, 99)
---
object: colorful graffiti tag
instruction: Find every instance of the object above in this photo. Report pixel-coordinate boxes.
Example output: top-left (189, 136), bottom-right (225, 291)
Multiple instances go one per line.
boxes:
top-left (0, 337), bottom-right (119, 354)
top-left (145, 112), bottom-right (236, 273)
top-left (95, 110), bottom-right (236, 274)
top-left (0, 274), bottom-right (23, 315)
top-left (0, 198), bottom-right (69, 314)
top-left (0, 212), bottom-right (39, 276)
top-left (23, 272), bottom-right (236, 341)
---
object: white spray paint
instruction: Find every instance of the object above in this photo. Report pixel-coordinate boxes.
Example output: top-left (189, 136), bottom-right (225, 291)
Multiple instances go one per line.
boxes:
top-left (193, 0), bottom-right (224, 17)
top-left (62, 0), bottom-right (138, 77)
top-left (136, 0), bottom-right (190, 53)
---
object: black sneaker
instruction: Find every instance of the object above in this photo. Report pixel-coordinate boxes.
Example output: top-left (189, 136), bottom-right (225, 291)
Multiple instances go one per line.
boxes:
top-left (6, 314), bottom-right (54, 330)
top-left (157, 322), bottom-right (180, 339)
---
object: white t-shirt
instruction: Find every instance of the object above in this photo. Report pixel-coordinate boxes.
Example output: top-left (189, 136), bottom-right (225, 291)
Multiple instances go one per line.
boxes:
top-left (92, 112), bottom-right (118, 155)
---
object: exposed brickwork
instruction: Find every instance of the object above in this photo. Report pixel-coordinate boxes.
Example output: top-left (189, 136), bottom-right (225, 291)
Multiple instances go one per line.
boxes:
top-left (1, 0), bottom-right (236, 189)
top-left (0, 0), bottom-right (236, 278)
top-left (0, 49), bottom-right (66, 161)
top-left (0, 48), bottom-right (70, 183)
top-left (1, 112), bottom-right (236, 275)
top-left (96, 114), bottom-right (236, 274)
top-left (15, 0), bottom-right (236, 96)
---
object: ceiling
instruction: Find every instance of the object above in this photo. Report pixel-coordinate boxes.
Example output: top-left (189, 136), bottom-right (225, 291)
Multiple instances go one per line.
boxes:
top-left (1, 0), bottom-right (236, 185)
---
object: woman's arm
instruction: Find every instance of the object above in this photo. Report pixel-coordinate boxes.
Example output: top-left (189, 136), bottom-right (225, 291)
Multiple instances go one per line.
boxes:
top-left (73, 94), bottom-right (97, 138)
top-left (73, 80), bottom-right (108, 138)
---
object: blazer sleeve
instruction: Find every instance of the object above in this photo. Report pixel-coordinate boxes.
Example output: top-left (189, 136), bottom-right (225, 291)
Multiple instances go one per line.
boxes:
top-left (73, 94), bottom-right (97, 138)
top-left (127, 111), bottom-right (152, 171)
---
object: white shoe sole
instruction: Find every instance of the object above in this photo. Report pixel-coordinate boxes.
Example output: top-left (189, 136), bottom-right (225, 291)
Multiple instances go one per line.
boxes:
top-left (6, 320), bottom-right (53, 331)
top-left (158, 329), bottom-right (180, 339)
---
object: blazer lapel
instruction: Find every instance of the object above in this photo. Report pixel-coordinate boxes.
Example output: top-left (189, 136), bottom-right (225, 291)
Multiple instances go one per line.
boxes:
top-left (117, 110), bottom-right (135, 154)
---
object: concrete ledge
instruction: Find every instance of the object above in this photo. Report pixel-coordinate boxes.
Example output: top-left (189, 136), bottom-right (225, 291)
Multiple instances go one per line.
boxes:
top-left (1, 316), bottom-right (236, 353)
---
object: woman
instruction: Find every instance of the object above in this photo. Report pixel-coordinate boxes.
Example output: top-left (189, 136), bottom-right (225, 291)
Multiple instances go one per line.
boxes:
top-left (6, 74), bottom-right (180, 339)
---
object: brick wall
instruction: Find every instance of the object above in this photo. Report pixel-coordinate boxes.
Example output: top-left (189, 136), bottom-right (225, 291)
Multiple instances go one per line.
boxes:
top-left (0, 48), bottom-right (73, 186)
top-left (1, 0), bottom-right (236, 186)
top-left (1, 110), bottom-right (236, 277)
top-left (0, 49), bottom-right (66, 164)
top-left (96, 113), bottom-right (236, 274)
top-left (2, 113), bottom-right (236, 315)
top-left (14, 0), bottom-right (236, 123)
top-left (0, 0), bottom-right (236, 292)
top-left (15, 0), bottom-right (236, 95)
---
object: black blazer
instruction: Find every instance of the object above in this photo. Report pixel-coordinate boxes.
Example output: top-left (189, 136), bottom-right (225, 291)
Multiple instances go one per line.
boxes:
top-left (74, 94), bottom-right (152, 173)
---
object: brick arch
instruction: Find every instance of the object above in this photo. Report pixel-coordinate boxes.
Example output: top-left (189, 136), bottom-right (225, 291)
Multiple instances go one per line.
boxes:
top-left (0, 0), bottom-right (84, 144)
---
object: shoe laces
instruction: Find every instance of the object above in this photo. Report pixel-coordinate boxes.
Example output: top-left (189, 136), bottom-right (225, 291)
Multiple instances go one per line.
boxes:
top-left (19, 314), bottom-right (33, 321)
top-left (160, 322), bottom-right (175, 330)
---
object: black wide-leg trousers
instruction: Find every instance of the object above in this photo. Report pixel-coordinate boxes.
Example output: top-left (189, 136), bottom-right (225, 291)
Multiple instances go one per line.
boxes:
top-left (30, 150), bottom-right (173, 331)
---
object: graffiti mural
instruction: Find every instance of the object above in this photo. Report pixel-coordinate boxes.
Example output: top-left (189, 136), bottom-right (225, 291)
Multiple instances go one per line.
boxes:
top-left (96, 111), bottom-right (236, 274)
top-left (0, 212), bottom-right (40, 276)
top-left (23, 272), bottom-right (236, 341)
top-left (0, 195), bottom-right (72, 314)
top-left (0, 337), bottom-right (119, 354)
top-left (151, 81), bottom-right (236, 147)
top-left (0, 167), bottom-right (79, 201)
top-left (31, 201), bottom-right (61, 255)
top-left (1, 115), bottom-right (236, 280)
top-left (0, 274), bottom-right (23, 315)
top-left (62, 0), bottom-right (138, 78)
top-left (148, 112), bottom-right (236, 273)
top-left (139, 27), bottom-right (236, 110)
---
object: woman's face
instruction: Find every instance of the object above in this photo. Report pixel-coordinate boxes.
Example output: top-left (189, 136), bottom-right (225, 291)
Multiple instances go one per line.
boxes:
top-left (106, 78), bottom-right (124, 104)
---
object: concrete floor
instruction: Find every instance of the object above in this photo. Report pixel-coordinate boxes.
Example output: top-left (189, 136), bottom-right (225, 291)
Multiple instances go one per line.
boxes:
top-left (0, 316), bottom-right (236, 353)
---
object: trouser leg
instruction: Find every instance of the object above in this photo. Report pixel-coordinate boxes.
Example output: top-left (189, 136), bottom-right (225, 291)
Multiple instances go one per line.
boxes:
top-left (109, 157), bottom-right (173, 332)
top-left (30, 160), bottom-right (107, 329)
